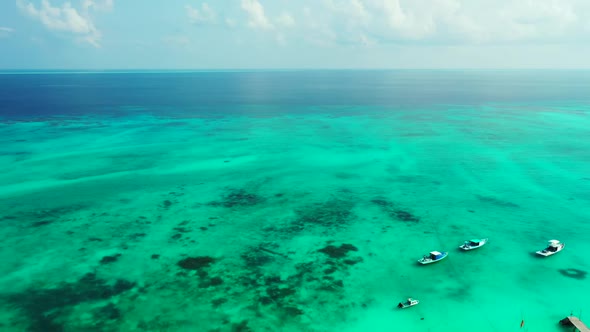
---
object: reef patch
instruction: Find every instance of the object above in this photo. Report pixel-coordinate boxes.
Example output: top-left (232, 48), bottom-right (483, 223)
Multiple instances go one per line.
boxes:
top-left (371, 197), bottom-right (420, 223)
top-left (5, 273), bottom-right (135, 332)
top-left (177, 256), bottom-right (215, 270)
top-left (208, 188), bottom-right (265, 208)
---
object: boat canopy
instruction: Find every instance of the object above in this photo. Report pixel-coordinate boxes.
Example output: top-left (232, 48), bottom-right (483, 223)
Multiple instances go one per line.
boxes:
top-left (469, 239), bottom-right (482, 244)
top-left (429, 251), bottom-right (444, 259)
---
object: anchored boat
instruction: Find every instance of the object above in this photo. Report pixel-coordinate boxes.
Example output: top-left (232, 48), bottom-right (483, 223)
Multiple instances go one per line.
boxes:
top-left (459, 238), bottom-right (488, 251)
top-left (397, 298), bottom-right (419, 309)
top-left (536, 239), bottom-right (564, 257)
top-left (418, 251), bottom-right (448, 264)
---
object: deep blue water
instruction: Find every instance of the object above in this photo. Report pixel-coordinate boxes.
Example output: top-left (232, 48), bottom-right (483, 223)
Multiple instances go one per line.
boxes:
top-left (2, 70), bottom-right (590, 119)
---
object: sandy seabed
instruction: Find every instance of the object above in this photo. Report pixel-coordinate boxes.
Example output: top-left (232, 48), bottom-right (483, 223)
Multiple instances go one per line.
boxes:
top-left (1, 104), bottom-right (589, 331)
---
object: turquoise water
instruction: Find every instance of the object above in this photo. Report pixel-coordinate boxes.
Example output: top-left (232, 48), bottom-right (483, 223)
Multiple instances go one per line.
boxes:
top-left (1, 71), bottom-right (590, 331)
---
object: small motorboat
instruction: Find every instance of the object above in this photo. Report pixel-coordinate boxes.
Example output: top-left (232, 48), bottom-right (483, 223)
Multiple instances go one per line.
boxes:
top-left (397, 298), bottom-right (419, 309)
top-left (459, 238), bottom-right (488, 251)
top-left (536, 240), bottom-right (564, 257)
top-left (418, 251), bottom-right (448, 264)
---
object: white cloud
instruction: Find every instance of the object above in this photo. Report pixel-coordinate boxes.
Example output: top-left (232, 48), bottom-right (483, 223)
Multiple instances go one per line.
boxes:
top-left (0, 27), bottom-right (15, 38)
top-left (275, 12), bottom-right (295, 28)
top-left (186, 3), bottom-right (216, 24)
top-left (82, 0), bottom-right (113, 12)
top-left (303, 6), bottom-right (312, 19)
top-left (181, 0), bottom-right (590, 49)
top-left (17, 0), bottom-right (110, 47)
top-left (370, 0), bottom-right (437, 39)
top-left (300, 0), bottom-right (590, 46)
top-left (225, 18), bottom-right (237, 28)
top-left (492, 0), bottom-right (579, 41)
top-left (241, 0), bottom-right (273, 30)
top-left (18, 0), bottom-right (93, 34)
top-left (325, 0), bottom-right (370, 26)
top-left (358, 33), bottom-right (376, 46)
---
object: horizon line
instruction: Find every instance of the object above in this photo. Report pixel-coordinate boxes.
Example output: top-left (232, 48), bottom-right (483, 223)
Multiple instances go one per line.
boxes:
top-left (2, 68), bottom-right (590, 74)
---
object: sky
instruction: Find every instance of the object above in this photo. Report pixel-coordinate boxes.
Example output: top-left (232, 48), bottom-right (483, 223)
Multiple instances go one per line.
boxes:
top-left (1, 0), bottom-right (590, 69)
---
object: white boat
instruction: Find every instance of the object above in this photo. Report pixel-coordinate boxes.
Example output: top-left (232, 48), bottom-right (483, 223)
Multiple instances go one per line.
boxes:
top-left (536, 240), bottom-right (564, 257)
top-left (417, 251), bottom-right (448, 264)
top-left (459, 238), bottom-right (488, 251)
top-left (397, 298), bottom-right (419, 309)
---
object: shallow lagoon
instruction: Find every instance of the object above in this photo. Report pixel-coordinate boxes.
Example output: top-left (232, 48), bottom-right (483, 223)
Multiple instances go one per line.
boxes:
top-left (1, 71), bottom-right (589, 331)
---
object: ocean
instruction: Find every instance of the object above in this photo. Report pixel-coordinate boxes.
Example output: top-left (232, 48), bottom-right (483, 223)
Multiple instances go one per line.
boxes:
top-left (0, 70), bottom-right (589, 331)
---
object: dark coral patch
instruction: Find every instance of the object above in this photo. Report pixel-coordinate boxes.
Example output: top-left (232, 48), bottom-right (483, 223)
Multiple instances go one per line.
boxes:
top-left (173, 227), bottom-right (191, 233)
top-left (6, 204), bottom-right (87, 229)
top-left (129, 233), bottom-right (146, 240)
top-left (370, 199), bottom-right (389, 207)
top-left (198, 276), bottom-right (223, 288)
top-left (371, 198), bottom-right (420, 223)
top-left (475, 195), bottom-right (519, 208)
top-left (318, 279), bottom-right (344, 292)
top-left (444, 285), bottom-right (472, 301)
top-left (6, 273), bottom-right (135, 332)
top-left (286, 199), bottom-right (356, 235)
top-left (211, 298), bottom-right (228, 308)
top-left (100, 254), bottom-right (121, 265)
top-left (241, 246), bottom-right (278, 267)
top-left (177, 256), bottom-right (215, 270)
top-left (266, 286), bottom-right (296, 301)
top-left (231, 320), bottom-right (251, 332)
top-left (95, 303), bottom-right (121, 320)
top-left (197, 269), bottom-right (209, 279)
top-left (393, 210), bottom-right (419, 222)
top-left (259, 296), bottom-right (273, 305)
top-left (318, 244), bottom-right (358, 258)
top-left (210, 276), bottom-right (224, 286)
top-left (264, 276), bottom-right (281, 285)
top-left (343, 257), bottom-right (363, 265)
top-left (31, 220), bottom-right (53, 227)
top-left (225, 189), bottom-right (263, 206)
top-left (284, 306), bottom-right (304, 316)
top-left (209, 189), bottom-right (265, 208)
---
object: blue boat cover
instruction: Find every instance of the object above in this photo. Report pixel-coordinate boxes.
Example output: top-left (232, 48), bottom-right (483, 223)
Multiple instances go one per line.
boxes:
top-left (430, 251), bottom-right (444, 259)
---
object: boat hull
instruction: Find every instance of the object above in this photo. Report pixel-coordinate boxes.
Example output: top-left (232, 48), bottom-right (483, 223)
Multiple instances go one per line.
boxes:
top-left (417, 252), bottom-right (448, 264)
top-left (398, 300), bottom-right (419, 309)
top-left (536, 243), bottom-right (565, 256)
top-left (459, 238), bottom-right (488, 251)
